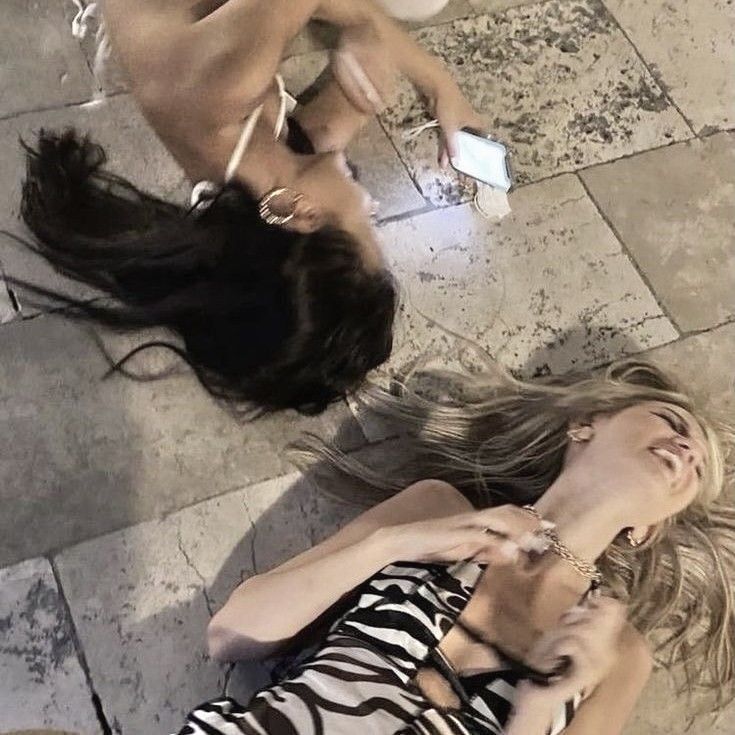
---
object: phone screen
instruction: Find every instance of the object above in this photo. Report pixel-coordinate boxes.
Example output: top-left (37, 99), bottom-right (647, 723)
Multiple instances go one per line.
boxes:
top-left (450, 131), bottom-right (512, 192)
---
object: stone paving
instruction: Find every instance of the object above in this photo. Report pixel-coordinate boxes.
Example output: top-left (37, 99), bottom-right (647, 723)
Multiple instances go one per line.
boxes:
top-left (0, 1), bottom-right (733, 733)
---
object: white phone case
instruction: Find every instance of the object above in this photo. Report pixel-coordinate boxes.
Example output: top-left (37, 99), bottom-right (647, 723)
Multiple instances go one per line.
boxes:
top-left (450, 131), bottom-right (513, 192)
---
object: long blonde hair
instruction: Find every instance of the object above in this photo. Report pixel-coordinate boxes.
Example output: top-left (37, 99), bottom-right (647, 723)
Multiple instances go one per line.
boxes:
top-left (294, 359), bottom-right (735, 712)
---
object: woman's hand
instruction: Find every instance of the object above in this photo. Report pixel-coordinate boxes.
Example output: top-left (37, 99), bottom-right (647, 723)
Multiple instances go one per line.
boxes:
top-left (426, 75), bottom-right (485, 167)
top-left (377, 504), bottom-right (548, 565)
top-left (329, 12), bottom-right (483, 166)
top-left (505, 596), bottom-right (631, 735)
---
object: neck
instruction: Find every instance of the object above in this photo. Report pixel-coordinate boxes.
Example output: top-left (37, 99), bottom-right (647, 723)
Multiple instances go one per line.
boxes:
top-left (532, 474), bottom-right (627, 564)
top-left (234, 129), bottom-right (303, 199)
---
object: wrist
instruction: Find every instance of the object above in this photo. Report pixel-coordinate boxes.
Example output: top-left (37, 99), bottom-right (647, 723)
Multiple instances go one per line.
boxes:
top-left (367, 525), bottom-right (404, 566)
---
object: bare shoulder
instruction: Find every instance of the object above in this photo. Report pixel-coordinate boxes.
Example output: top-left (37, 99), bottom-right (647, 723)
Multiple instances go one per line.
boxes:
top-left (390, 479), bottom-right (474, 519)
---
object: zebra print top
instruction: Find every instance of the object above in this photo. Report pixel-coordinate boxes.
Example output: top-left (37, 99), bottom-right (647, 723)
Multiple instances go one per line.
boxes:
top-left (177, 560), bottom-right (581, 734)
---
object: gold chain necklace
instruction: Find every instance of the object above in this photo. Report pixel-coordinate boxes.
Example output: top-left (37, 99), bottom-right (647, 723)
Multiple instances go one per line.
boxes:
top-left (522, 505), bottom-right (603, 588)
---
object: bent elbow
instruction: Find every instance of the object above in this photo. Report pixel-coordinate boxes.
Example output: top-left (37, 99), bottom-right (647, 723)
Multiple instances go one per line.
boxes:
top-left (207, 617), bottom-right (236, 662)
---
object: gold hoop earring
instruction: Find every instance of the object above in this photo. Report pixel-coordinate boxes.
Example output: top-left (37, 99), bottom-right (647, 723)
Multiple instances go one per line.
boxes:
top-left (258, 187), bottom-right (304, 226)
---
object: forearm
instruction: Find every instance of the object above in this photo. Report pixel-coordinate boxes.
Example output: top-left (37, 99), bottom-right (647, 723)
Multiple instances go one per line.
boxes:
top-left (563, 645), bottom-right (652, 735)
top-left (208, 529), bottom-right (396, 661)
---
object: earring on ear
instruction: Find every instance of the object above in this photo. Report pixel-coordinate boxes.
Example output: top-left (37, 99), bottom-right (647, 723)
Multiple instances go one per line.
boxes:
top-left (626, 528), bottom-right (651, 548)
top-left (567, 424), bottom-right (594, 443)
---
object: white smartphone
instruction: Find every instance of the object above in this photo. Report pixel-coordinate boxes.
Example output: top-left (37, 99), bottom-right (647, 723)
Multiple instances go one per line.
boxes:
top-left (450, 129), bottom-right (513, 192)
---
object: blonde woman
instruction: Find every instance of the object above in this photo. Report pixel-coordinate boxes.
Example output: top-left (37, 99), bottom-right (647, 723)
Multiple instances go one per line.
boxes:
top-left (177, 360), bottom-right (733, 734)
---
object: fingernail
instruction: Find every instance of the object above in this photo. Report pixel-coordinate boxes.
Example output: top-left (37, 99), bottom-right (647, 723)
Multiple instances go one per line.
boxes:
top-left (540, 520), bottom-right (556, 530)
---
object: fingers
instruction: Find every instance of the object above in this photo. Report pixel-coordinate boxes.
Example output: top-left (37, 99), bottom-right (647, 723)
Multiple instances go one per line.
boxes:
top-left (438, 147), bottom-right (450, 170)
top-left (522, 597), bottom-right (627, 699)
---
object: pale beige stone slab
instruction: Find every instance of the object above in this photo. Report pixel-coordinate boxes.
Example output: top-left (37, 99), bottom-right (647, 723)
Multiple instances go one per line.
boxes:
top-left (625, 666), bottom-right (735, 735)
top-left (0, 314), bottom-right (364, 567)
top-left (0, 558), bottom-right (99, 733)
top-left (371, 173), bottom-right (678, 387)
top-left (645, 322), bottom-right (735, 424)
top-left (0, 1), bottom-right (94, 118)
top-left (468, 0), bottom-right (543, 12)
top-left (54, 514), bottom-right (225, 735)
top-left (379, 0), bottom-right (691, 205)
top-left (0, 95), bottom-right (188, 310)
top-left (54, 471), bottom-right (363, 734)
top-left (605, 0), bottom-right (735, 134)
top-left (581, 133), bottom-right (735, 332)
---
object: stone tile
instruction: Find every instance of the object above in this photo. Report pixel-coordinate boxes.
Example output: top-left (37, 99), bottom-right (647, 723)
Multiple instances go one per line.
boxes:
top-left (0, 95), bottom-right (189, 312)
top-left (280, 52), bottom-right (426, 219)
top-left (581, 133), bottom-right (735, 332)
top-left (0, 1), bottom-right (94, 118)
top-left (0, 314), bottom-right (365, 567)
top-left (625, 667), bottom-right (735, 734)
top-left (467, 0), bottom-right (541, 13)
top-left (0, 557), bottom-right (99, 733)
top-left (605, 0), bottom-right (735, 134)
top-left (371, 173), bottom-right (677, 385)
top-left (55, 471), bottom-right (364, 734)
top-left (55, 513), bottom-right (225, 735)
top-left (379, 0), bottom-right (691, 205)
top-left (645, 322), bottom-right (735, 424)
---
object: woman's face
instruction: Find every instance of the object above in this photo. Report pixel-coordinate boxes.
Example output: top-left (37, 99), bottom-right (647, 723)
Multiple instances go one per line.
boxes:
top-left (566, 401), bottom-right (709, 527)
top-left (298, 152), bottom-right (383, 268)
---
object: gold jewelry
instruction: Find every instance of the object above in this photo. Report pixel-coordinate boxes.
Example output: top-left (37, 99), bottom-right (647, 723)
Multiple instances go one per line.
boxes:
top-left (567, 424), bottom-right (593, 443)
top-left (522, 505), bottom-right (602, 587)
top-left (627, 528), bottom-right (645, 547)
top-left (258, 187), bottom-right (303, 226)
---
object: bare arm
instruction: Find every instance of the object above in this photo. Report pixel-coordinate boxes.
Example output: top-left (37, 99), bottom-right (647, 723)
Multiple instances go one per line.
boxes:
top-left (507, 622), bottom-right (653, 735)
top-left (194, 0), bottom-right (454, 103)
top-left (563, 625), bottom-right (653, 735)
top-left (207, 480), bottom-right (473, 661)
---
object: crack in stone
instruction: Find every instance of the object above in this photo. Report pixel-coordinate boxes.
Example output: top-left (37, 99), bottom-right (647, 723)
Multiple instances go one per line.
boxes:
top-left (175, 529), bottom-right (214, 617)
top-left (241, 498), bottom-right (259, 575)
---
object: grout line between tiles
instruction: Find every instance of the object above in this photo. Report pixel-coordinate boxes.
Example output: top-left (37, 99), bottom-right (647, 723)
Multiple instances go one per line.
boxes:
top-left (49, 556), bottom-right (113, 735)
top-left (0, 90), bottom-right (129, 123)
top-left (576, 171), bottom-right (684, 336)
top-left (376, 116), bottom-right (432, 206)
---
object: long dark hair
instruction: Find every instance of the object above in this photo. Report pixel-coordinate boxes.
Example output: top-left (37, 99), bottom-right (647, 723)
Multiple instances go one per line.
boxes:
top-left (14, 129), bottom-right (396, 414)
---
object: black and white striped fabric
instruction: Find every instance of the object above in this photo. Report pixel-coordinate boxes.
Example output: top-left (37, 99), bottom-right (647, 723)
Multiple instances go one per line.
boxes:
top-left (176, 561), bottom-right (580, 734)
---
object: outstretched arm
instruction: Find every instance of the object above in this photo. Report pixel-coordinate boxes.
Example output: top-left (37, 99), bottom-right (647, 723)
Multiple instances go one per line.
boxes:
top-left (206, 484), bottom-right (539, 663)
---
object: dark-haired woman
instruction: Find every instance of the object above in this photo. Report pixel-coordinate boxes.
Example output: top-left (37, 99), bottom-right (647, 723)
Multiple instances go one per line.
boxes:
top-left (16, 0), bottom-right (481, 414)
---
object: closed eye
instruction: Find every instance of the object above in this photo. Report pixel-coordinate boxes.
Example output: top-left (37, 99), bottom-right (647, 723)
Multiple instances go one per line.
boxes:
top-left (653, 410), bottom-right (690, 438)
top-left (653, 411), bottom-right (705, 481)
